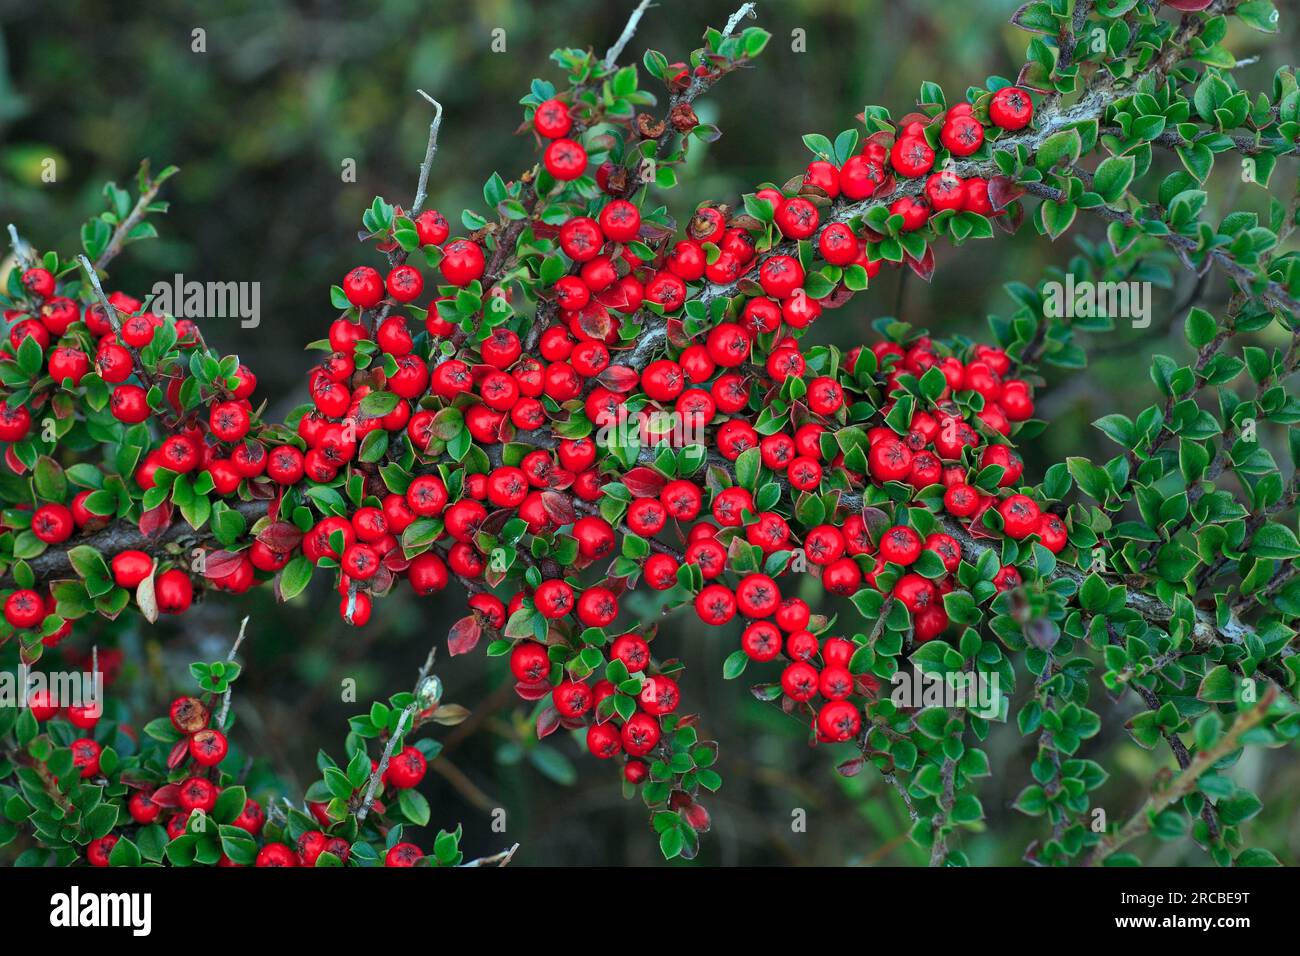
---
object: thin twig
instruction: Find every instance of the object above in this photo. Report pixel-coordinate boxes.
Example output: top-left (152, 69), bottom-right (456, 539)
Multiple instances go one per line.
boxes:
top-left (603, 0), bottom-right (654, 70)
top-left (411, 91), bottom-right (444, 216)
top-left (723, 2), bottom-right (757, 36)
top-left (459, 843), bottom-right (520, 867)
top-left (355, 646), bottom-right (439, 824)
top-left (356, 704), bottom-right (415, 824)
top-left (1085, 686), bottom-right (1277, 866)
top-left (7, 224), bottom-right (35, 269)
top-left (76, 255), bottom-right (123, 336)
top-left (217, 616), bottom-right (250, 730)
top-left (95, 171), bottom-right (168, 271)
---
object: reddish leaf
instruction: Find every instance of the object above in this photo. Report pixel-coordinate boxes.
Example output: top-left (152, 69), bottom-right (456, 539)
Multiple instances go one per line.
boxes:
top-left (536, 703), bottom-right (561, 740)
top-left (988, 175), bottom-right (1026, 211)
top-left (547, 467), bottom-right (576, 491)
top-left (257, 520), bottom-right (304, 554)
top-left (4, 446), bottom-right (27, 475)
top-left (575, 302), bottom-right (612, 341)
top-left (370, 566), bottom-right (395, 595)
top-left (623, 466), bottom-right (667, 498)
top-left (540, 491), bottom-right (576, 525)
top-left (905, 246), bottom-right (936, 283)
top-left (203, 550), bottom-right (246, 582)
top-left (150, 783), bottom-right (181, 808)
top-left (597, 365), bottom-right (640, 393)
top-left (665, 317), bottom-right (689, 348)
top-left (447, 615), bottom-right (482, 656)
top-left (819, 283), bottom-right (857, 310)
top-left (514, 679), bottom-right (553, 701)
top-left (681, 800), bottom-right (712, 832)
top-left (139, 502), bottom-right (173, 538)
top-left (167, 738), bottom-right (190, 770)
top-left (836, 756), bottom-right (866, 777)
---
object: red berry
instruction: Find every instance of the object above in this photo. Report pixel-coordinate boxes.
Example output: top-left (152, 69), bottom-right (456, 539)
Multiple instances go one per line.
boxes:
top-left (155, 568), bottom-right (194, 614)
top-left (385, 746), bottom-right (427, 789)
top-left (189, 728), bottom-right (229, 767)
top-left (386, 843), bottom-right (424, 867)
top-left (544, 138), bottom-right (588, 180)
top-left (343, 266), bottom-right (384, 308)
top-left (440, 239), bottom-right (485, 286)
top-left (998, 493), bottom-right (1041, 539)
top-left (533, 98), bottom-right (573, 138)
top-left (989, 86), bottom-right (1033, 130)
top-left (4, 589), bottom-right (45, 629)
top-left (694, 583), bottom-right (737, 625)
top-left (621, 711), bottom-right (662, 757)
top-left (510, 641), bottom-right (550, 683)
top-left (941, 112), bottom-right (984, 155)
top-left (414, 209), bottom-right (450, 246)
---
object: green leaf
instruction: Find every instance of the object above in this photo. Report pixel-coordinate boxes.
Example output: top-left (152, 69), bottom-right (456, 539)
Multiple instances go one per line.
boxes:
top-left (1093, 155), bottom-right (1135, 203)
top-left (1066, 457), bottom-right (1111, 501)
top-left (278, 556), bottom-right (313, 600)
top-left (1197, 665), bottom-right (1237, 703)
top-left (1249, 523), bottom-right (1300, 559)
top-left (398, 788), bottom-right (431, 826)
top-left (1036, 129), bottom-right (1082, 170)
top-left (108, 837), bottom-right (141, 867)
top-left (1184, 307), bottom-right (1217, 349)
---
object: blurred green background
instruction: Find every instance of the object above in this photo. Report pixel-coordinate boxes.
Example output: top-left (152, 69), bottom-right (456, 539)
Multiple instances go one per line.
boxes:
top-left (1, 0), bottom-right (1297, 865)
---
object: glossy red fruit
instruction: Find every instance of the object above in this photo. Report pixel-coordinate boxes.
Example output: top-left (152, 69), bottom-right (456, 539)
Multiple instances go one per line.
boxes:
top-left (4, 589), bottom-right (45, 629)
top-left (990, 86), bottom-right (1033, 130)
top-left (552, 679), bottom-right (593, 718)
top-left (621, 712), bottom-right (662, 757)
top-left (544, 138), bottom-right (588, 180)
top-left (510, 641), bottom-right (550, 683)
top-left (440, 239), bottom-right (485, 286)
top-left (998, 494), bottom-right (1042, 539)
top-left (414, 209), bottom-right (450, 246)
top-left (587, 721), bottom-right (622, 758)
top-left (256, 843), bottom-right (298, 867)
top-left (386, 842), bottom-right (424, 867)
top-left (71, 738), bottom-right (102, 778)
top-left (343, 266), bottom-right (384, 308)
top-left (385, 746), bottom-right (427, 788)
top-left (155, 569), bottom-right (194, 614)
top-left (941, 112), bottom-right (984, 155)
top-left (189, 728), bottom-right (229, 767)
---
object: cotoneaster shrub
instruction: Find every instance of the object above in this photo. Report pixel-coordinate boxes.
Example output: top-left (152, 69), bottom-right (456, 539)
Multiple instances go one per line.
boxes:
top-left (1, 0), bottom-right (1298, 867)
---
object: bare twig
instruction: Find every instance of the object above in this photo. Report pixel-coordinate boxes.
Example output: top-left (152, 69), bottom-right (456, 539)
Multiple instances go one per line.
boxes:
top-left (7, 224), bottom-right (35, 270)
top-left (723, 2), bottom-right (758, 36)
top-left (603, 0), bottom-right (655, 70)
top-left (76, 254), bottom-right (123, 336)
top-left (411, 90), bottom-right (444, 216)
top-left (355, 646), bottom-right (439, 824)
top-left (216, 616), bottom-right (250, 730)
top-left (1085, 686), bottom-right (1278, 866)
top-left (459, 843), bottom-right (520, 867)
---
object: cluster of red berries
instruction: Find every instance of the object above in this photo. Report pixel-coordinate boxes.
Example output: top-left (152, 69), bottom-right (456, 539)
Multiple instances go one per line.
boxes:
top-left (0, 66), bottom-right (1051, 807)
top-left (41, 687), bottom-right (432, 866)
top-left (510, 634), bottom-right (671, 780)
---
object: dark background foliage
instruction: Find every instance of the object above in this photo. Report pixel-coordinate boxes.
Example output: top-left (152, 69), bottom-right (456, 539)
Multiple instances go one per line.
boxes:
top-left (1, 0), bottom-right (1296, 864)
